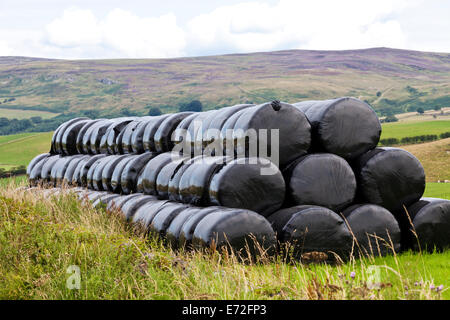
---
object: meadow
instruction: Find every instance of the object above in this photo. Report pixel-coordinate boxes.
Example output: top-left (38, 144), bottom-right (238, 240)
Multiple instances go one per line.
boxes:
top-left (380, 120), bottom-right (450, 141)
top-left (0, 108), bottom-right (59, 120)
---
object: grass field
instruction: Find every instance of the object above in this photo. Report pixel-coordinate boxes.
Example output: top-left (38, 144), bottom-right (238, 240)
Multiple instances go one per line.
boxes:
top-left (0, 132), bottom-right (52, 169)
top-left (0, 108), bottom-right (59, 120)
top-left (381, 120), bottom-right (450, 140)
top-left (423, 183), bottom-right (450, 199)
top-left (0, 185), bottom-right (448, 300)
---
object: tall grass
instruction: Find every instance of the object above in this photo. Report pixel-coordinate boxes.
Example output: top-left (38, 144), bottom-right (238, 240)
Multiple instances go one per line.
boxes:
top-left (0, 181), bottom-right (447, 300)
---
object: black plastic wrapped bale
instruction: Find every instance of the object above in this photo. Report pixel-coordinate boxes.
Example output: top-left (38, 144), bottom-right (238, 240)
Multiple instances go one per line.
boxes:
top-left (149, 203), bottom-right (192, 238)
top-left (63, 156), bottom-right (87, 185)
top-left (120, 153), bottom-right (158, 194)
top-left (61, 119), bottom-right (91, 155)
top-left (154, 112), bottom-right (193, 153)
top-left (178, 207), bottom-right (219, 249)
top-left (49, 157), bottom-right (68, 186)
top-left (142, 114), bottom-right (171, 152)
top-left (232, 101), bottom-right (311, 168)
top-left (156, 154), bottom-right (189, 199)
top-left (110, 155), bottom-right (138, 193)
top-left (179, 156), bottom-right (229, 205)
top-left (185, 110), bottom-right (215, 155)
top-left (76, 119), bottom-right (103, 154)
top-left (192, 209), bottom-right (277, 258)
top-left (106, 193), bottom-right (143, 213)
top-left (132, 200), bottom-right (172, 232)
top-left (27, 153), bottom-right (49, 177)
top-left (51, 117), bottom-right (89, 154)
top-left (403, 198), bottom-right (450, 251)
top-left (89, 119), bottom-right (115, 154)
top-left (122, 118), bottom-right (151, 154)
top-left (130, 117), bottom-right (154, 154)
top-left (79, 154), bottom-right (106, 187)
top-left (137, 152), bottom-right (180, 195)
top-left (102, 117), bottom-right (135, 154)
top-left (120, 194), bottom-right (158, 221)
top-left (284, 153), bottom-right (356, 212)
top-left (86, 157), bottom-right (106, 189)
top-left (219, 108), bottom-right (249, 156)
top-left (354, 147), bottom-right (426, 212)
top-left (55, 155), bottom-right (84, 186)
top-left (342, 204), bottom-right (401, 256)
top-left (40, 155), bottom-right (62, 185)
top-left (173, 113), bottom-right (200, 154)
top-left (81, 119), bottom-right (107, 154)
top-left (92, 156), bottom-right (115, 190)
top-left (209, 157), bottom-right (285, 216)
top-left (167, 156), bottom-right (200, 202)
top-left (92, 193), bottom-right (121, 208)
top-left (86, 191), bottom-right (109, 203)
top-left (71, 156), bottom-right (91, 186)
top-left (293, 97), bottom-right (381, 159)
top-left (267, 205), bottom-right (352, 262)
top-left (166, 207), bottom-right (205, 249)
top-left (101, 155), bottom-right (128, 191)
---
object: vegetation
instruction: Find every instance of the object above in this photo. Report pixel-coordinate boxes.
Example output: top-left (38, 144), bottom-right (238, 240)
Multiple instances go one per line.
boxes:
top-left (148, 107), bottom-right (162, 116)
top-left (0, 184), bottom-right (448, 300)
top-left (381, 120), bottom-right (450, 141)
top-left (179, 100), bottom-right (203, 112)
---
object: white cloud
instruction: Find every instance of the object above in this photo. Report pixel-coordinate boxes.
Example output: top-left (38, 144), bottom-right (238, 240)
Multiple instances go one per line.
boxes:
top-left (0, 40), bottom-right (12, 56)
top-left (44, 7), bottom-right (186, 58)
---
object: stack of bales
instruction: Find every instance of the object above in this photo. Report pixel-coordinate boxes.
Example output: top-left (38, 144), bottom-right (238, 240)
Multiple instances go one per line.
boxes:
top-left (27, 97), bottom-right (450, 261)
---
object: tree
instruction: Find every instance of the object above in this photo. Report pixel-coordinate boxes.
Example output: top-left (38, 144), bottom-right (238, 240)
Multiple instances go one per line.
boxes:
top-left (148, 107), bottom-right (162, 116)
top-left (376, 91), bottom-right (382, 97)
top-left (417, 107), bottom-right (424, 114)
top-left (384, 115), bottom-right (399, 123)
top-left (179, 100), bottom-right (203, 112)
top-left (31, 116), bottom-right (43, 123)
top-left (433, 105), bottom-right (441, 111)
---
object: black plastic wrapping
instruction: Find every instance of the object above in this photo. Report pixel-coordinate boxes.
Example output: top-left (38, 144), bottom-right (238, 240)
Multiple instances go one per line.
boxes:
top-left (86, 157), bottom-right (105, 189)
top-left (166, 207), bottom-right (204, 249)
top-left (284, 153), bottom-right (356, 212)
top-left (136, 152), bottom-right (176, 194)
top-left (101, 155), bottom-right (128, 191)
top-left (121, 119), bottom-right (150, 154)
top-left (27, 153), bottom-right (49, 177)
top-left (130, 118), bottom-right (153, 153)
top-left (192, 209), bottom-right (277, 257)
top-left (91, 156), bottom-right (114, 190)
top-left (179, 156), bottom-right (229, 205)
top-left (106, 193), bottom-right (143, 212)
top-left (51, 117), bottom-right (89, 154)
top-left (149, 203), bottom-right (191, 238)
top-left (89, 119), bottom-right (115, 154)
top-left (40, 155), bottom-right (62, 184)
top-left (120, 153), bottom-right (158, 194)
top-left (293, 97), bottom-right (381, 159)
top-left (111, 155), bottom-right (138, 193)
top-left (131, 200), bottom-right (172, 231)
top-left (76, 119), bottom-right (103, 154)
top-left (86, 191), bottom-right (109, 203)
top-left (61, 119), bottom-right (90, 155)
top-left (71, 157), bottom-right (90, 185)
top-left (267, 205), bottom-right (352, 261)
top-left (79, 154), bottom-right (106, 187)
top-left (209, 157), bottom-right (285, 216)
top-left (120, 194), bottom-right (158, 221)
top-left (156, 155), bottom-right (189, 199)
top-left (167, 156), bottom-right (200, 201)
top-left (50, 157), bottom-right (70, 186)
top-left (142, 114), bottom-right (171, 152)
top-left (102, 118), bottom-right (135, 154)
top-left (154, 112), bottom-right (193, 152)
top-left (402, 198), bottom-right (450, 251)
top-left (63, 156), bottom-right (88, 185)
top-left (186, 110), bottom-right (215, 155)
top-left (54, 156), bottom-right (83, 186)
top-left (172, 113), bottom-right (199, 153)
top-left (342, 204), bottom-right (401, 256)
top-left (232, 101), bottom-right (311, 168)
top-left (354, 147), bottom-right (426, 212)
top-left (81, 118), bottom-right (107, 154)
top-left (92, 193), bottom-right (121, 208)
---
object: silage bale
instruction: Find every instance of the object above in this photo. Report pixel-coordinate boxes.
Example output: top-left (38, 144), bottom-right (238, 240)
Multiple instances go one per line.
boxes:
top-left (86, 156), bottom-right (107, 189)
top-left (209, 157), bottom-right (285, 216)
top-left (192, 208), bottom-right (277, 257)
top-left (293, 97), bottom-right (381, 159)
top-left (155, 154), bottom-right (190, 199)
top-left (353, 147), bottom-right (425, 212)
top-left (154, 112), bottom-right (193, 152)
top-left (54, 155), bottom-right (84, 186)
top-left (51, 117), bottom-right (89, 154)
top-left (110, 155), bottom-right (138, 193)
top-left (76, 119), bottom-right (103, 154)
top-left (136, 152), bottom-right (178, 195)
top-left (167, 156), bottom-right (202, 202)
top-left (63, 156), bottom-right (89, 185)
top-left (71, 157), bottom-right (91, 186)
top-left (166, 206), bottom-right (205, 249)
top-left (81, 119), bottom-right (108, 154)
top-left (40, 155), bottom-right (62, 185)
top-left (61, 119), bottom-right (91, 155)
top-left (78, 154), bottom-right (107, 187)
top-left (231, 101), bottom-right (311, 168)
top-left (178, 207), bottom-right (219, 249)
top-left (120, 153), bottom-right (158, 194)
top-left (267, 205), bottom-right (352, 261)
top-left (92, 193), bottom-right (122, 208)
top-left (284, 153), bottom-right (356, 212)
top-left (342, 204), bottom-right (401, 256)
top-left (149, 203), bottom-right (192, 238)
top-left (89, 119), bottom-right (116, 154)
top-left (403, 198), bottom-right (450, 251)
top-left (27, 153), bottom-right (49, 177)
top-left (121, 118), bottom-right (152, 154)
top-left (142, 114), bottom-right (171, 152)
top-left (101, 155), bottom-right (128, 191)
top-left (119, 194), bottom-right (158, 221)
top-left (130, 117), bottom-right (155, 153)
top-left (172, 113), bottom-right (200, 154)
top-left (29, 155), bottom-right (55, 185)
top-left (101, 117), bottom-right (135, 154)
top-left (106, 193), bottom-right (143, 212)
top-left (91, 156), bottom-right (116, 190)
top-left (185, 110), bottom-right (216, 155)
top-left (131, 200), bottom-right (172, 232)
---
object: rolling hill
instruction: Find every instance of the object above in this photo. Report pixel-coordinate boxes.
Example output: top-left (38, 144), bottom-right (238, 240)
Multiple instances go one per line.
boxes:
top-left (1, 47), bottom-right (450, 117)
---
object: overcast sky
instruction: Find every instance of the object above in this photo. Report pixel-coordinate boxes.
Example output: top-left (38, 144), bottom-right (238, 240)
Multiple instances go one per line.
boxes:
top-left (0, 0), bottom-right (449, 59)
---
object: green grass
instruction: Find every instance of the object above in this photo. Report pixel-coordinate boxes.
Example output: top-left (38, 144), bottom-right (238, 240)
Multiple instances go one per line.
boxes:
top-left (0, 183), bottom-right (448, 300)
top-left (0, 108), bottom-right (59, 120)
top-left (0, 132), bottom-right (52, 169)
top-left (423, 183), bottom-right (450, 199)
top-left (381, 120), bottom-right (450, 140)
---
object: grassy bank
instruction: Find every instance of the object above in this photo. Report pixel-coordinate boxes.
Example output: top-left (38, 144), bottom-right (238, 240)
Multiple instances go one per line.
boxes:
top-left (0, 183), bottom-right (448, 300)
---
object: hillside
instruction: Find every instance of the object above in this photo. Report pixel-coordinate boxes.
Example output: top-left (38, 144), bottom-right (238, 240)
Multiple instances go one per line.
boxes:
top-left (1, 47), bottom-right (450, 117)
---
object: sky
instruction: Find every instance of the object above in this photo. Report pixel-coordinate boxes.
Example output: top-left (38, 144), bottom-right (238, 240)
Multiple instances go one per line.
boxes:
top-left (0, 0), bottom-right (449, 59)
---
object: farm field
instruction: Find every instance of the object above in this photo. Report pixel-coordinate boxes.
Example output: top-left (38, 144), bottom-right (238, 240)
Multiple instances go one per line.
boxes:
top-left (0, 108), bottom-right (59, 120)
top-left (380, 120), bottom-right (450, 140)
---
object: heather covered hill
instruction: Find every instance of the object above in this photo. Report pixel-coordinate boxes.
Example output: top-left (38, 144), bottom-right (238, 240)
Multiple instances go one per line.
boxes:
top-left (0, 47), bottom-right (449, 117)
